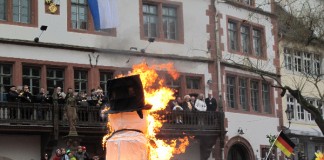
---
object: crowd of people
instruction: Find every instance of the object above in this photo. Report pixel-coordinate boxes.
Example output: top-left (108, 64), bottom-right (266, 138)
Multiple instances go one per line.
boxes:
top-left (6, 85), bottom-right (107, 107)
top-left (47, 146), bottom-right (99, 160)
top-left (168, 91), bottom-right (217, 124)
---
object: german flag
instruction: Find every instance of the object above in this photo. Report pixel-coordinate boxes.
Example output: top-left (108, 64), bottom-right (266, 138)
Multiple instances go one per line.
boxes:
top-left (274, 132), bottom-right (295, 157)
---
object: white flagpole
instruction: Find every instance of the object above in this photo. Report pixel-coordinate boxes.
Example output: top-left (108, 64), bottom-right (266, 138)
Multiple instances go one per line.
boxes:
top-left (265, 130), bottom-right (282, 160)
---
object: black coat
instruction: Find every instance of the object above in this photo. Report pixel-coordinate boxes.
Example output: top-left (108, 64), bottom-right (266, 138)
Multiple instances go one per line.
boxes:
top-left (205, 97), bottom-right (217, 111)
top-left (7, 90), bottom-right (19, 102)
top-left (182, 101), bottom-right (196, 111)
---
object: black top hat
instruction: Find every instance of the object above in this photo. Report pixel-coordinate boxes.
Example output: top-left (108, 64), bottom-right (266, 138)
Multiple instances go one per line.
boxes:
top-left (107, 75), bottom-right (152, 114)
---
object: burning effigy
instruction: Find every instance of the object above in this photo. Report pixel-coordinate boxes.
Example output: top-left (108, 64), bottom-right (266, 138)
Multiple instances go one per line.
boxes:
top-left (102, 62), bottom-right (190, 160)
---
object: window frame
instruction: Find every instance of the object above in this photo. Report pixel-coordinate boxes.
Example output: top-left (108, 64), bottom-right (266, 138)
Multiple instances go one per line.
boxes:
top-left (140, 0), bottom-right (184, 43)
top-left (0, 0), bottom-right (38, 27)
top-left (74, 69), bottom-right (88, 93)
top-left (47, 68), bottom-right (65, 95)
top-left (286, 95), bottom-right (323, 123)
top-left (225, 73), bottom-right (273, 115)
top-left (22, 65), bottom-right (41, 95)
top-left (100, 71), bottom-right (113, 96)
top-left (0, 63), bottom-right (12, 102)
top-left (227, 17), bottom-right (266, 59)
top-left (186, 76), bottom-right (201, 90)
top-left (283, 47), bottom-right (322, 75)
top-left (67, 0), bottom-right (116, 36)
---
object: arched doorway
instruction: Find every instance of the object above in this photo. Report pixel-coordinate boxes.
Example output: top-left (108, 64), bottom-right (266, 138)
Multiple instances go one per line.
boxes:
top-left (225, 136), bottom-right (255, 160)
top-left (227, 143), bottom-right (248, 160)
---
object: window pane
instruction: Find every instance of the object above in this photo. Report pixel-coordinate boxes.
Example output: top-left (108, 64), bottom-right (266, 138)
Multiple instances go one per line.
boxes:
top-left (143, 4), bottom-right (158, 38)
top-left (163, 7), bottom-right (177, 40)
top-left (0, 0), bottom-right (6, 21)
top-left (241, 26), bottom-right (250, 54)
top-left (2, 76), bottom-right (11, 85)
top-left (226, 76), bottom-right (236, 108)
top-left (228, 21), bottom-right (238, 51)
top-left (253, 29), bottom-right (262, 56)
top-left (71, 2), bottom-right (88, 30)
top-left (251, 81), bottom-right (259, 112)
top-left (12, 0), bottom-right (31, 23)
top-left (2, 64), bottom-right (11, 74)
top-left (262, 83), bottom-right (270, 113)
top-left (186, 77), bottom-right (200, 89)
top-left (239, 78), bottom-right (247, 110)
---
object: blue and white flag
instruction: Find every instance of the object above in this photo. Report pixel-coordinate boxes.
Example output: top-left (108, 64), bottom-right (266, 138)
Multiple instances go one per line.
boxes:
top-left (88, 0), bottom-right (118, 30)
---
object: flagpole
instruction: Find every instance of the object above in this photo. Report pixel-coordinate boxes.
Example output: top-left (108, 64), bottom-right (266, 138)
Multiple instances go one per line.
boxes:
top-left (265, 130), bottom-right (282, 160)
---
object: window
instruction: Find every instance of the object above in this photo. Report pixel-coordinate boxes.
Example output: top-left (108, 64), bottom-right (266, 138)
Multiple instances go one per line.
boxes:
top-left (0, 64), bottom-right (12, 86)
top-left (47, 68), bottom-right (64, 95)
top-left (0, 0), bottom-right (36, 25)
top-left (228, 21), bottom-right (238, 51)
top-left (22, 66), bottom-right (40, 95)
top-left (284, 48), bottom-right (322, 75)
top-left (241, 26), bottom-right (250, 53)
top-left (239, 78), bottom-right (248, 110)
top-left (226, 74), bottom-right (272, 113)
top-left (286, 96), bottom-right (295, 120)
top-left (294, 52), bottom-right (302, 72)
top-left (303, 52), bottom-right (312, 74)
top-left (251, 80), bottom-right (259, 112)
top-left (262, 82), bottom-right (270, 113)
top-left (236, 0), bottom-right (254, 6)
top-left (286, 95), bottom-right (323, 122)
top-left (0, 0), bottom-right (6, 20)
top-left (253, 29), bottom-right (262, 56)
top-left (186, 77), bottom-right (201, 89)
top-left (71, 0), bottom-right (88, 30)
top-left (68, 0), bottom-right (116, 35)
top-left (74, 70), bottom-right (88, 93)
top-left (0, 64), bottom-right (12, 101)
top-left (314, 54), bottom-right (321, 75)
top-left (163, 6), bottom-right (177, 40)
top-left (227, 76), bottom-right (236, 108)
top-left (284, 48), bottom-right (292, 70)
top-left (141, 1), bottom-right (183, 42)
top-left (228, 19), bottom-right (264, 57)
top-left (100, 72), bottom-right (113, 96)
top-left (143, 4), bottom-right (158, 38)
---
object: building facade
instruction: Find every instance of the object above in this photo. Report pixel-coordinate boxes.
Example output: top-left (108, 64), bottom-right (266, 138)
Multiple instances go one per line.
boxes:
top-left (215, 0), bottom-right (283, 159)
top-left (280, 39), bottom-right (324, 160)
top-left (0, 0), bottom-right (222, 160)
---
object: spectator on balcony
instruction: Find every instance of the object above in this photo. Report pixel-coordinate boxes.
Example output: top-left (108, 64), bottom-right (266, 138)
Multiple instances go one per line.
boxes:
top-left (95, 87), bottom-right (106, 107)
top-left (190, 95), bottom-right (196, 106)
top-left (195, 93), bottom-right (207, 125)
top-left (205, 90), bottom-right (217, 112)
top-left (173, 101), bottom-right (183, 124)
top-left (20, 85), bottom-right (33, 103)
top-left (36, 88), bottom-right (49, 103)
top-left (182, 95), bottom-right (195, 111)
top-left (6, 85), bottom-right (19, 102)
top-left (76, 91), bottom-right (88, 107)
top-left (57, 87), bottom-right (66, 104)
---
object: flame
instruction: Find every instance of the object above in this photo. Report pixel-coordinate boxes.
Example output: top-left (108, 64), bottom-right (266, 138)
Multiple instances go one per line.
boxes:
top-left (104, 62), bottom-right (190, 160)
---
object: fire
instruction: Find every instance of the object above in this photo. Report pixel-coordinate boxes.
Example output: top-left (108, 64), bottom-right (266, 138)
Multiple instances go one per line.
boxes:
top-left (104, 62), bottom-right (190, 160)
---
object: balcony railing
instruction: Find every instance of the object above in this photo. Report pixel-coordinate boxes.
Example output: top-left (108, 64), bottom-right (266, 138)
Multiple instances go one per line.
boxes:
top-left (0, 102), bottom-right (223, 135)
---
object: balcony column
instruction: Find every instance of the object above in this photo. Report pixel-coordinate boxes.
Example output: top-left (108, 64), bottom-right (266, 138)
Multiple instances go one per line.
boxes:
top-left (13, 60), bottom-right (22, 85)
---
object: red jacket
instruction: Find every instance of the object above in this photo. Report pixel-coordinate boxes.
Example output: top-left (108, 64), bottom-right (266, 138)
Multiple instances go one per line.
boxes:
top-left (52, 155), bottom-right (61, 160)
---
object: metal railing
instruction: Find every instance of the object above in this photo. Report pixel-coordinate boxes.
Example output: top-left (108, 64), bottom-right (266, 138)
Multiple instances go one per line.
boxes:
top-left (0, 102), bottom-right (222, 132)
